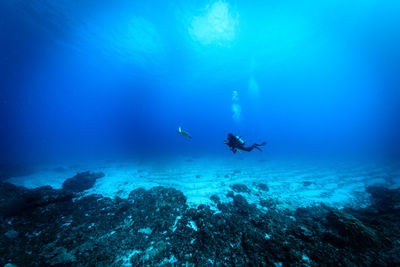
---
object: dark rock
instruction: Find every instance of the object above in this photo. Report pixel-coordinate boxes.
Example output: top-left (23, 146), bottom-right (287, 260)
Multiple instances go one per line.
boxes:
top-left (296, 226), bottom-right (313, 242)
top-left (210, 194), bottom-right (220, 203)
top-left (4, 229), bottom-right (19, 239)
top-left (0, 182), bottom-right (27, 202)
top-left (366, 186), bottom-right (400, 214)
top-left (233, 194), bottom-right (253, 216)
top-left (128, 187), bottom-right (147, 201)
top-left (259, 198), bottom-right (278, 209)
top-left (373, 246), bottom-right (400, 266)
top-left (302, 181), bottom-right (313, 186)
top-left (255, 182), bottom-right (269, 192)
top-left (62, 171), bottom-right (105, 193)
top-left (231, 184), bottom-right (250, 193)
top-left (226, 190), bottom-right (234, 198)
top-left (1, 183), bottom-right (399, 266)
top-left (326, 210), bottom-right (380, 250)
top-left (0, 183), bottom-right (73, 217)
top-left (0, 164), bottom-right (35, 182)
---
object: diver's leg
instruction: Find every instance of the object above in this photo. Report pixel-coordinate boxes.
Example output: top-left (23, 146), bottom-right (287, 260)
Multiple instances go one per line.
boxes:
top-left (241, 142), bottom-right (267, 152)
top-left (240, 146), bottom-right (252, 152)
top-left (247, 142), bottom-right (266, 152)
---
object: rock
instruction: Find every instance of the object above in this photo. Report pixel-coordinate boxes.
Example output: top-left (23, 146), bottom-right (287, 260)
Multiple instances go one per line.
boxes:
top-left (255, 182), bottom-right (269, 192)
top-left (259, 198), bottom-right (277, 209)
top-left (296, 226), bottom-right (313, 242)
top-left (226, 190), bottom-right (234, 198)
top-left (1, 184), bottom-right (399, 266)
top-left (128, 187), bottom-right (147, 201)
top-left (373, 245), bottom-right (400, 266)
top-left (0, 163), bottom-right (35, 182)
top-left (302, 181), bottom-right (313, 186)
top-left (233, 194), bottom-right (253, 216)
top-left (0, 183), bottom-right (73, 217)
top-left (366, 186), bottom-right (400, 214)
top-left (62, 171), bottom-right (105, 192)
top-left (0, 182), bottom-right (27, 202)
top-left (138, 228), bottom-right (152, 235)
top-left (5, 229), bottom-right (19, 239)
top-left (326, 210), bottom-right (380, 250)
top-left (231, 184), bottom-right (250, 193)
top-left (210, 194), bottom-right (220, 203)
top-left (41, 246), bottom-right (77, 265)
top-left (145, 241), bottom-right (167, 261)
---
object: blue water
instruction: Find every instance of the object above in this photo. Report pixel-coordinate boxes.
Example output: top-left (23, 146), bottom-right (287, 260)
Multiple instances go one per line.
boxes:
top-left (1, 0), bottom-right (400, 163)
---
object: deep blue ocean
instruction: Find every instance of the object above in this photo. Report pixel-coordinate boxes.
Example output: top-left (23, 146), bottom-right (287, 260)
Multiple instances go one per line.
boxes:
top-left (1, 0), bottom-right (399, 163)
top-left (1, 1), bottom-right (400, 266)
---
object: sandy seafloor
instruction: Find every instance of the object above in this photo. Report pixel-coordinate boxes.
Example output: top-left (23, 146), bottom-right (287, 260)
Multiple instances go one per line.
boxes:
top-left (6, 156), bottom-right (400, 211)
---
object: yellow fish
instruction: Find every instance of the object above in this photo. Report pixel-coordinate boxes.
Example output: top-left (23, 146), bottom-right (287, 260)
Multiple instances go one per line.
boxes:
top-left (177, 126), bottom-right (192, 138)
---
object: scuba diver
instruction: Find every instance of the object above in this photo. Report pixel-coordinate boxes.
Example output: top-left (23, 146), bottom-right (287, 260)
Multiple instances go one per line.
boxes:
top-left (224, 133), bottom-right (266, 154)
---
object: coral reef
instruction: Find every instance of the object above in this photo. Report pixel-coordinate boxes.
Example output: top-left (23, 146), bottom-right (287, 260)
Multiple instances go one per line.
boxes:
top-left (0, 182), bottom-right (399, 266)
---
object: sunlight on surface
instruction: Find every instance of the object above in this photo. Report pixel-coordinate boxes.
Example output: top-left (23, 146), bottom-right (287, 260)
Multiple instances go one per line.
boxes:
top-left (77, 15), bottom-right (163, 64)
top-left (189, 0), bottom-right (239, 46)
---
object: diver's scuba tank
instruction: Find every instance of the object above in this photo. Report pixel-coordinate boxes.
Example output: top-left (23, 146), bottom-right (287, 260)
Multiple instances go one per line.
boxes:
top-left (236, 136), bottom-right (244, 145)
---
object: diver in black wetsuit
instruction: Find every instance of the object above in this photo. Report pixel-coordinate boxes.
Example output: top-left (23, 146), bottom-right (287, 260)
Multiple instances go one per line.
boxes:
top-left (224, 133), bottom-right (267, 154)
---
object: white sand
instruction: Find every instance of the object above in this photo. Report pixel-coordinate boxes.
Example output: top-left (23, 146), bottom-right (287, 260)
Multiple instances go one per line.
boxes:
top-left (5, 157), bottom-right (398, 210)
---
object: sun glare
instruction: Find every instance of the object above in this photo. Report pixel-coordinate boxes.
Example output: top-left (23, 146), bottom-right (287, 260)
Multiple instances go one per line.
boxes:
top-left (189, 1), bottom-right (238, 46)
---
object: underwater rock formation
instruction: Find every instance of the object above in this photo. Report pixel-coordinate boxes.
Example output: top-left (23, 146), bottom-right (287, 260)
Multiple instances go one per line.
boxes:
top-left (0, 183), bottom-right (73, 218)
top-left (366, 186), bottom-right (400, 214)
top-left (0, 164), bottom-right (35, 182)
top-left (231, 183), bottom-right (251, 193)
top-left (0, 183), bottom-right (399, 266)
top-left (62, 171), bottom-right (105, 192)
top-left (254, 182), bottom-right (269, 192)
top-left (325, 209), bottom-right (380, 249)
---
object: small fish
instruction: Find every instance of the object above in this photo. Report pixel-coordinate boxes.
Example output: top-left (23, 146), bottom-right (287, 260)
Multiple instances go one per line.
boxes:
top-left (176, 126), bottom-right (192, 139)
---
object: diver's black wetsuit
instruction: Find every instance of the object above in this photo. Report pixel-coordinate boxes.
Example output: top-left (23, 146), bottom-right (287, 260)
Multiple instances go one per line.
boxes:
top-left (224, 133), bottom-right (266, 154)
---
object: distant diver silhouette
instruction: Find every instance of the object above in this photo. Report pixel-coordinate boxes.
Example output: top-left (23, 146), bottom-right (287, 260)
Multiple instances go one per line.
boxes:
top-left (176, 126), bottom-right (192, 139)
top-left (224, 133), bottom-right (266, 154)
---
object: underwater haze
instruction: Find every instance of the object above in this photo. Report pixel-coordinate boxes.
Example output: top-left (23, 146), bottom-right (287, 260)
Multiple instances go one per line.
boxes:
top-left (1, 0), bottom-right (400, 266)
top-left (1, 0), bottom-right (400, 162)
